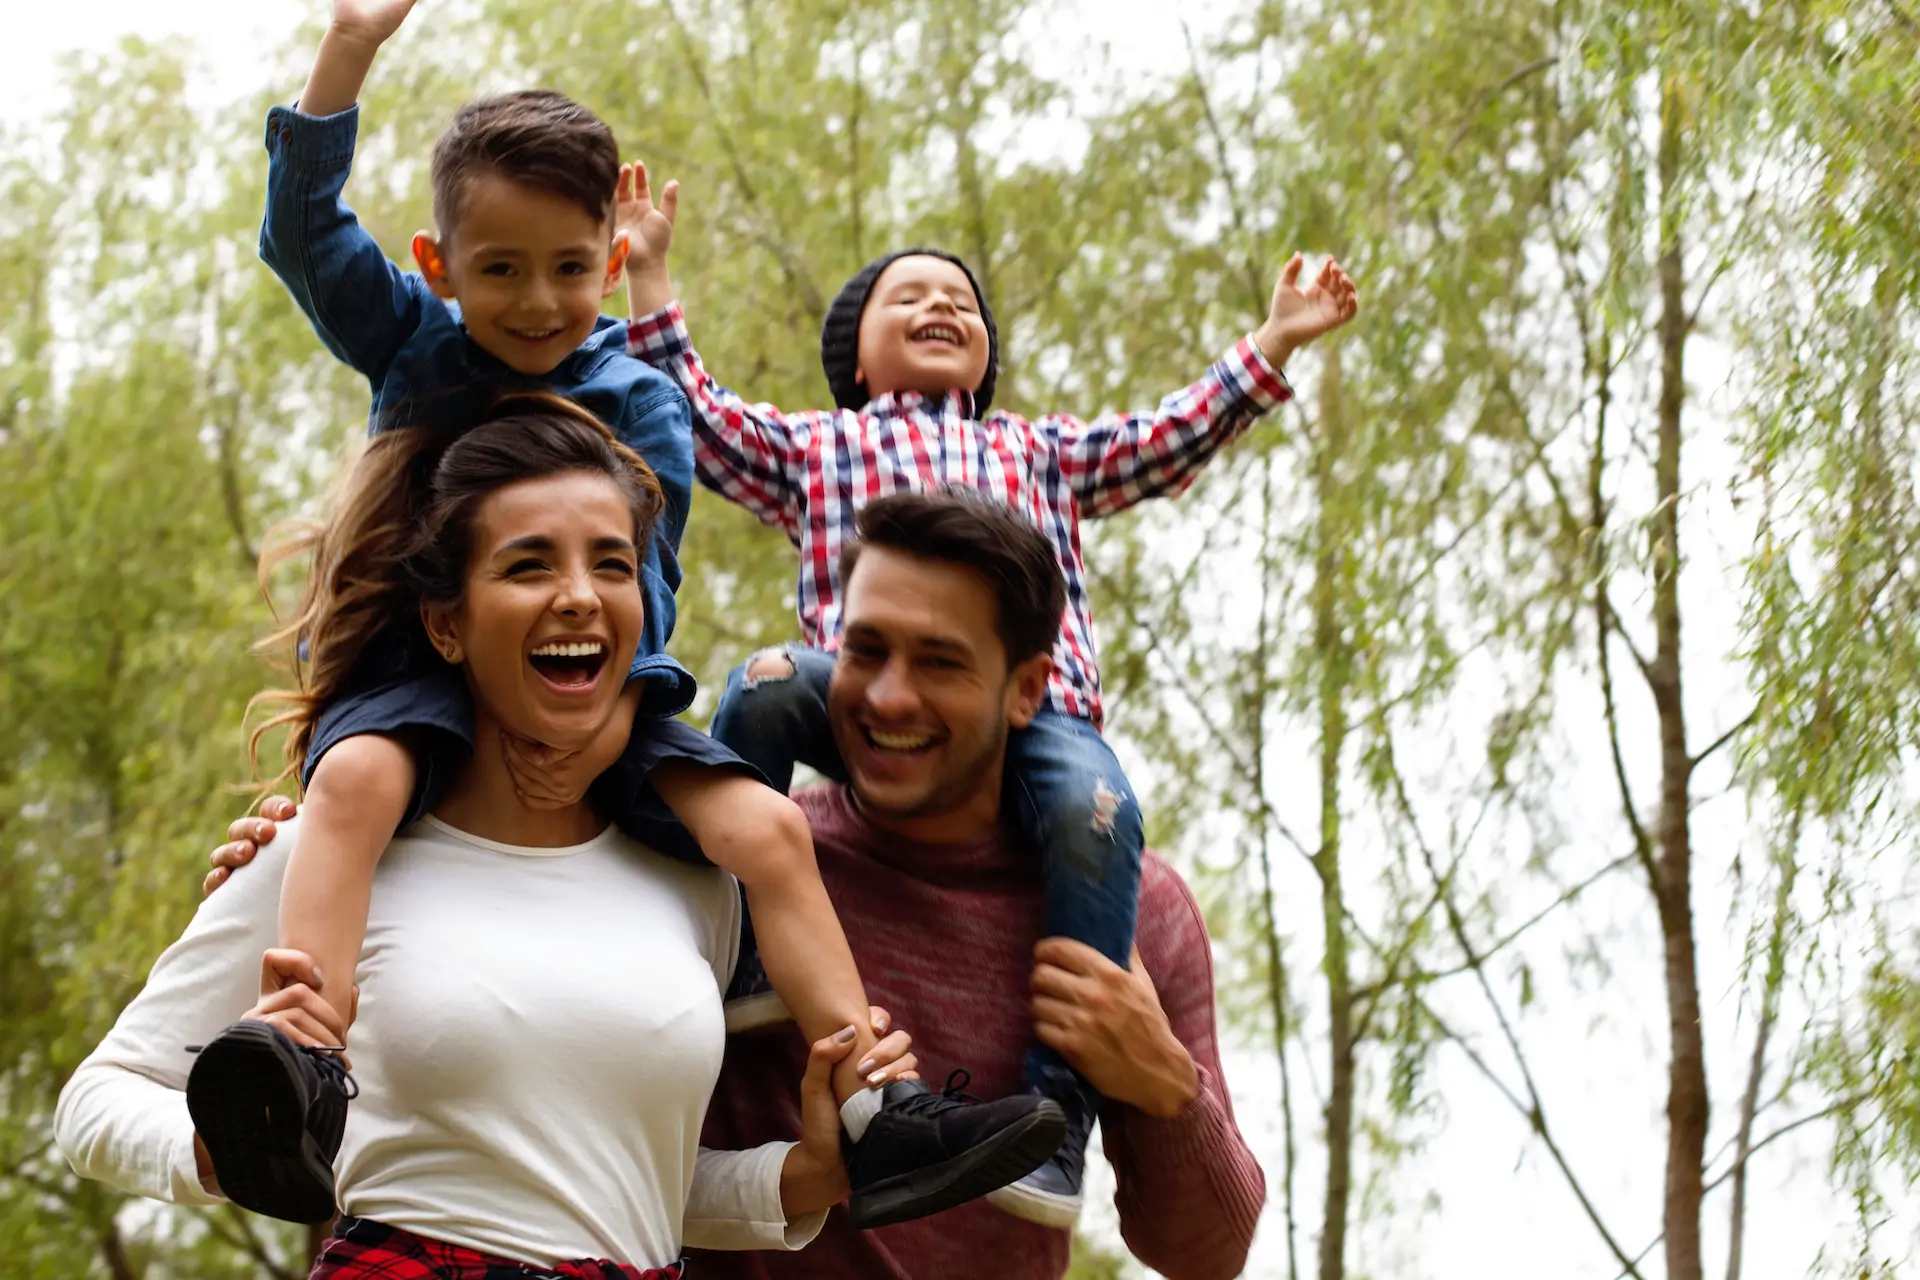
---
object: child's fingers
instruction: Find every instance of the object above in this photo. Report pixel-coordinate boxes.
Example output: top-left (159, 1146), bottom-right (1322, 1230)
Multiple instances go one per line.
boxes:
top-left (260, 948), bottom-right (324, 995)
top-left (617, 162), bottom-right (634, 202)
top-left (661, 179), bottom-right (679, 224)
top-left (1281, 252), bottom-right (1304, 286)
top-left (634, 160), bottom-right (653, 203)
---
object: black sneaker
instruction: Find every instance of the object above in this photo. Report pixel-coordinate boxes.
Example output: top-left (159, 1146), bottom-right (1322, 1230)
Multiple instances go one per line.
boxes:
top-left (986, 1083), bottom-right (1094, 1228)
top-left (185, 1020), bottom-right (357, 1223)
top-left (846, 1070), bottom-right (1066, 1230)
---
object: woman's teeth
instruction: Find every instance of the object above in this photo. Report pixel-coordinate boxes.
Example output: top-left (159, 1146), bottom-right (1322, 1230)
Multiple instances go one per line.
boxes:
top-left (531, 641), bottom-right (604, 658)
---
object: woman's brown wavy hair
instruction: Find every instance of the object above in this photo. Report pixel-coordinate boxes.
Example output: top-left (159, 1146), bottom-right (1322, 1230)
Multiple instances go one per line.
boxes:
top-left (248, 392), bottom-right (665, 789)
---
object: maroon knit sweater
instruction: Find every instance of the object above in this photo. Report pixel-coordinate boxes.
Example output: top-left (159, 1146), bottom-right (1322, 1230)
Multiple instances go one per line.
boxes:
top-left (691, 785), bottom-right (1266, 1279)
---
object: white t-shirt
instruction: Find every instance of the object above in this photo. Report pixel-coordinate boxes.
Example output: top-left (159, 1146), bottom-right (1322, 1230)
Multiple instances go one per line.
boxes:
top-left (54, 813), bottom-right (824, 1266)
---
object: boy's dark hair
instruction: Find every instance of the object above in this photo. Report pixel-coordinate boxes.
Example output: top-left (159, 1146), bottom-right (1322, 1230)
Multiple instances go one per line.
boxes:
top-left (840, 487), bottom-right (1064, 666)
top-left (430, 90), bottom-right (619, 238)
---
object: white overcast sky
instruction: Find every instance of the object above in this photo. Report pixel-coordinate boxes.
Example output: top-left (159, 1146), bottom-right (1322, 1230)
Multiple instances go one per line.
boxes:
top-left (5, 3), bottom-right (1910, 1279)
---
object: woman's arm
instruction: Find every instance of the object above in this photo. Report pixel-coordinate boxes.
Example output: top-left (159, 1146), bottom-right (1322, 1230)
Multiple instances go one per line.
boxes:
top-left (54, 820), bottom-right (304, 1203)
top-left (683, 1013), bottom-right (916, 1250)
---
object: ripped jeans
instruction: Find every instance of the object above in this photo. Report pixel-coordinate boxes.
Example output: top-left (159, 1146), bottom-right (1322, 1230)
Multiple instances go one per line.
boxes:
top-left (710, 644), bottom-right (1144, 1106)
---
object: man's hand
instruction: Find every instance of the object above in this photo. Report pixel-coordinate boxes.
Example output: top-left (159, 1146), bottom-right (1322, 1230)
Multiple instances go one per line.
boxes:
top-left (328, 0), bottom-right (419, 47)
top-left (781, 1007), bottom-right (916, 1218)
top-left (616, 162), bottom-right (680, 317)
top-left (499, 683), bottom-right (640, 809)
top-left (1252, 254), bottom-right (1360, 369)
top-left (1031, 939), bottom-right (1199, 1119)
top-left (204, 796), bottom-right (299, 896)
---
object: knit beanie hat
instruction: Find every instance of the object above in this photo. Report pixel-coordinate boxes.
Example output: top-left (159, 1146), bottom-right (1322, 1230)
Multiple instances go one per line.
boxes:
top-left (819, 248), bottom-right (999, 413)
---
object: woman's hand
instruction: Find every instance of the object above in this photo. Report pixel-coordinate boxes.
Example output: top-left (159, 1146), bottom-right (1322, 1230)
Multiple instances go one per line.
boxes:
top-left (780, 1007), bottom-right (916, 1218)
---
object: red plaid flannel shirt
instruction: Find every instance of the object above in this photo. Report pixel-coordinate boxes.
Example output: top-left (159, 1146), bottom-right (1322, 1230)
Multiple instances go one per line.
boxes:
top-left (310, 1216), bottom-right (682, 1279)
top-left (628, 303), bottom-right (1293, 726)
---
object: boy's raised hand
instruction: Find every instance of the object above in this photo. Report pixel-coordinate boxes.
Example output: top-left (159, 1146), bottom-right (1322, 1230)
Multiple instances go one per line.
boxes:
top-left (1253, 254), bottom-right (1360, 369)
top-left (329, 0), bottom-right (420, 46)
top-left (617, 163), bottom-right (678, 274)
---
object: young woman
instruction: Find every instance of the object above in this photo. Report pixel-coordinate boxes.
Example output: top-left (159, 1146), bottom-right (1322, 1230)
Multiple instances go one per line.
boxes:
top-left (54, 396), bottom-right (920, 1276)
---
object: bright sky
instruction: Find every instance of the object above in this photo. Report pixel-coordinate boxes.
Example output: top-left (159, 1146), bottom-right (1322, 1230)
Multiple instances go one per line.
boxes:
top-left (5, 3), bottom-right (1901, 1279)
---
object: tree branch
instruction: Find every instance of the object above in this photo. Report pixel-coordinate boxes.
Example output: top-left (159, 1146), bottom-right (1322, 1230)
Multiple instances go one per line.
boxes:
top-left (1383, 743), bottom-right (1647, 1278)
top-left (1690, 704), bottom-right (1759, 772)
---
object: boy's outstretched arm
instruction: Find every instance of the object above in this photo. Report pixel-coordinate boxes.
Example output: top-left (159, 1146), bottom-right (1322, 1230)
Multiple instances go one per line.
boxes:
top-left (298, 1), bottom-right (418, 118)
top-left (617, 163), bottom-right (814, 537)
top-left (1043, 254), bottom-right (1360, 520)
top-left (1251, 252), bottom-right (1361, 371)
top-left (262, 0), bottom-right (427, 401)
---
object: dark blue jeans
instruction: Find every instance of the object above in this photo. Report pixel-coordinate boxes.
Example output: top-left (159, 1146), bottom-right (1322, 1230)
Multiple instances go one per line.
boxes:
top-left (710, 644), bottom-right (1143, 1111)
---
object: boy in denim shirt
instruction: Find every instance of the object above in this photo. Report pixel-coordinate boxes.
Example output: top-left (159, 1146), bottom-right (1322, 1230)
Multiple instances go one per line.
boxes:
top-left (620, 161), bottom-right (1358, 1226)
top-left (186, 0), bottom-right (1066, 1230)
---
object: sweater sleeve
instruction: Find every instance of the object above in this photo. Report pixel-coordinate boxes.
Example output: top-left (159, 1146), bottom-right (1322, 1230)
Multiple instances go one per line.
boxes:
top-left (1099, 855), bottom-right (1266, 1279)
top-left (683, 1142), bottom-right (826, 1251)
top-left (54, 820), bottom-right (300, 1204)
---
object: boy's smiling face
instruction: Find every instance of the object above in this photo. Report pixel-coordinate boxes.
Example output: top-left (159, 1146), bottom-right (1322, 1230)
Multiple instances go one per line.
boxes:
top-left (414, 173), bottom-right (628, 376)
top-left (854, 256), bottom-right (992, 404)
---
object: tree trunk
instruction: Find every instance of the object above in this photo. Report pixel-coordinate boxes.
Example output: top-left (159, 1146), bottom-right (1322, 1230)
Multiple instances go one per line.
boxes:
top-left (1313, 345), bottom-right (1355, 1280)
top-left (1652, 67), bottom-right (1708, 1280)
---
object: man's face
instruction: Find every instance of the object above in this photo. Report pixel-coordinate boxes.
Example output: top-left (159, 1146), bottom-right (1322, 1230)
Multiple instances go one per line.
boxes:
top-left (853, 256), bottom-right (992, 404)
top-left (416, 173), bottom-right (628, 376)
top-left (828, 545), bottom-right (1048, 831)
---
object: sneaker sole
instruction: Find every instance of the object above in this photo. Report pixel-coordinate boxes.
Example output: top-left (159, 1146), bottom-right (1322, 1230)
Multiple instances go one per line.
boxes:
top-left (847, 1099), bottom-right (1068, 1230)
top-left (985, 1177), bottom-right (1084, 1229)
top-left (723, 990), bottom-right (794, 1034)
top-left (185, 1021), bottom-right (339, 1223)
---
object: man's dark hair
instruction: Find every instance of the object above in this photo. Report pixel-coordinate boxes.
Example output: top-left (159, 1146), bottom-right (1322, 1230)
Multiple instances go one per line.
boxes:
top-left (430, 90), bottom-right (619, 238)
top-left (840, 488), bottom-right (1066, 666)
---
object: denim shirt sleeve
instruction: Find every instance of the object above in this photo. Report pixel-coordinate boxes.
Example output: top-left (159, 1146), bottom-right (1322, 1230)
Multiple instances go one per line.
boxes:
top-left (619, 375), bottom-right (699, 717)
top-left (259, 104), bottom-right (427, 391)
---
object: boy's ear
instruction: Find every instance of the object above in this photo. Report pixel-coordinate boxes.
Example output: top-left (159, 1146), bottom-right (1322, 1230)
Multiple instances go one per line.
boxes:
top-left (601, 230), bottom-right (631, 300)
top-left (1003, 652), bottom-right (1053, 729)
top-left (414, 233), bottom-right (456, 299)
top-left (420, 600), bottom-right (465, 665)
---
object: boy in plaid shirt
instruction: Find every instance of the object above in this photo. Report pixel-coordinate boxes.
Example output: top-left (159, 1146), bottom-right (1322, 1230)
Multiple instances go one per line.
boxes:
top-left (620, 163), bottom-right (1358, 1225)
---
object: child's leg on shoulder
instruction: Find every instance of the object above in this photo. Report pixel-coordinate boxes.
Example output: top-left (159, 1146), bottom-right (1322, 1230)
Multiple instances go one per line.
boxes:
top-left (709, 644), bottom-right (843, 793)
top-left (285, 670), bottom-right (474, 1028)
top-left (1005, 709), bottom-right (1145, 1100)
top-left (600, 716), bottom-right (879, 1105)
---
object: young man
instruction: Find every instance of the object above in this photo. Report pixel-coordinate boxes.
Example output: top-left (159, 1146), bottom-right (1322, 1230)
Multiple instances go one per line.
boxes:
top-left (210, 491), bottom-right (1267, 1278)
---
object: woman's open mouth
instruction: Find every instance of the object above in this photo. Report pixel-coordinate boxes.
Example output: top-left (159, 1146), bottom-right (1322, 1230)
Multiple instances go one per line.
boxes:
top-left (527, 639), bottom-right (610, 693)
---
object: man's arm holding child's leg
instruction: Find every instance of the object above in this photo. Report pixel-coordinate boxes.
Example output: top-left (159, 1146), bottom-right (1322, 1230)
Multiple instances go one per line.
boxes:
top-left (616, 163), bottom-right (813, 534)
top-left (1043, 254), bottom-right (1359, 520)
top-left (261, 0), bottom-right (428, 389)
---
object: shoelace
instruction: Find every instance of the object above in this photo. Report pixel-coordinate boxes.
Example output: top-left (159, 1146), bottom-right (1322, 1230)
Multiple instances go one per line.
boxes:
top-left (890, 1068), bottom-right (981, 1118)
top-left (305, 1046), bottom-right (361, 1100)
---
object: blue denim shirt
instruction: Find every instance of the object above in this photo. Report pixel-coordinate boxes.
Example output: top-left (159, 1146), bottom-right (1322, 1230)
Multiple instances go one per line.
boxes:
top-left (261, 104), bottom-right (696, 716)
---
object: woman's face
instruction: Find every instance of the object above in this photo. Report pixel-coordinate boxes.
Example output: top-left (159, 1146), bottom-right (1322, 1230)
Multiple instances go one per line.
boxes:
top-left (423, 470), bottom-right (644, 751)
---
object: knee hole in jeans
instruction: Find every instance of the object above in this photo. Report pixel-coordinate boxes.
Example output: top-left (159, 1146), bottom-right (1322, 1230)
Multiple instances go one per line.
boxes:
top-left (741, 647), bottom-right (797, 689)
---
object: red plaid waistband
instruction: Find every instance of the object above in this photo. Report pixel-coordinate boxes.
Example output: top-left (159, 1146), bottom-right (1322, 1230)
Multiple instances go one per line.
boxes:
top-left (310, 1217), bottom-right (685, 1280)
